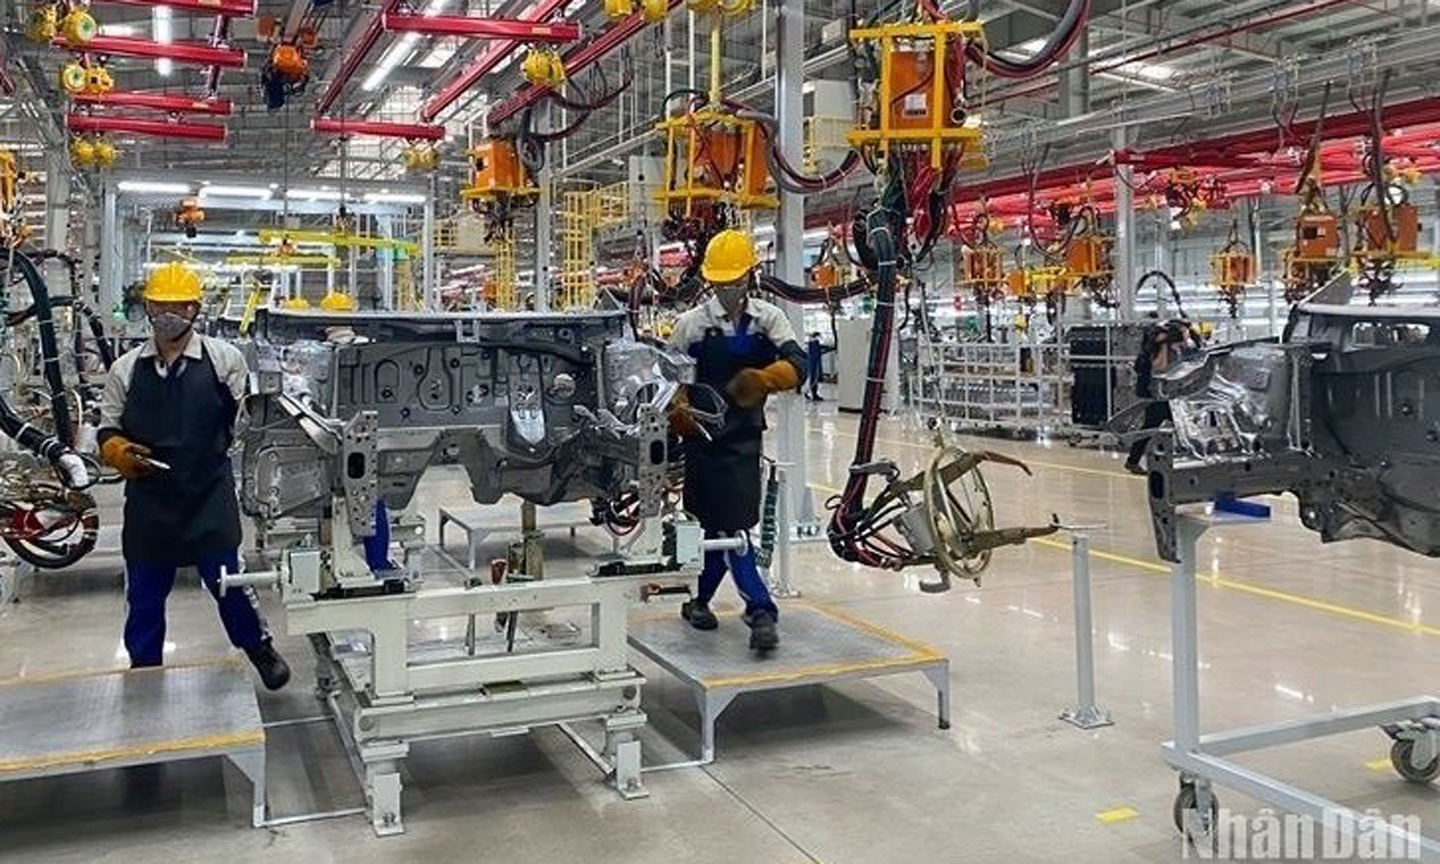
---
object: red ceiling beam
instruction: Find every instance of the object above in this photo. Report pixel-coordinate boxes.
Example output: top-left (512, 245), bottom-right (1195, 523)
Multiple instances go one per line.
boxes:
top-left (315, 0), bottom-right (403, 117)
top-left (419, 0), bottom-right (570, 124)
top-left (312, 117), bottom-right (446, 140)
top-left (92, 0), bottom-right (256, 16)
top-left (67, 114), bottom-right (228, 141)
top-left (381, 11), bottom-right (580, 42)
top-left (54, 35), bottom-right (246, 68)
top-left (489, 2), bottom-right (682, 126)
top-left (72, 91), bottom-right (233, 115)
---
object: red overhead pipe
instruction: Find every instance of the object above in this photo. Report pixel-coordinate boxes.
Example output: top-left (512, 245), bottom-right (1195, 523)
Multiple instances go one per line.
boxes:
top-left (92, 0), bottom-right (256, 16)
top-left (315, 0), bottom-right (403, 117)
top-left (382, 12), bottom-right (580, 42)
top-left (420, 0), bottom-right (570, 123)
top-left (67, 114), bottom-right (228, 141)
top-left (54, 35), bottom-right (246, 68)
top-left (488, 1), bottom-right (683, 125)
top-left (313, 117), bottom-right (446, 140)
top-left (72, 91), bottom-right (233, 115)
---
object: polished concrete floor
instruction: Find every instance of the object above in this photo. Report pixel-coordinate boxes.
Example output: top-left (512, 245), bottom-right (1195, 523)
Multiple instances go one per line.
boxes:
top-left (3, 395), bottom-right (1439, 862)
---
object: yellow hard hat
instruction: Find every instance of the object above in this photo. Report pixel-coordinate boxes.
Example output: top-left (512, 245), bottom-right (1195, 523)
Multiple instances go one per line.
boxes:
top-left (319, 291), bottom-right (357, 311)
top-left (701, 228), bottom-right (758, 283)
top-left (143, 262), bottom-right (203, 303)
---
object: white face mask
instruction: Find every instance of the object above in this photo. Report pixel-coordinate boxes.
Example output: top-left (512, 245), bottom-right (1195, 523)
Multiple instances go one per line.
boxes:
top-left (150, 311), bottom-right (193, 342)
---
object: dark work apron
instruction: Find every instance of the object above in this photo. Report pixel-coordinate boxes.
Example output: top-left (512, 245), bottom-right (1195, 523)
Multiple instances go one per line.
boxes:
top-left (683, 318), bottom-right (779, 532)
top-left (120, 342), bottom-right (242, 565)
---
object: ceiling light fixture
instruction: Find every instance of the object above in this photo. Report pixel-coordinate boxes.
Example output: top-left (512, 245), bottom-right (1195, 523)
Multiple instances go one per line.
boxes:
top-left (200, 185), bottom-right (273, 198)
top-left (117, 180), bottom-right (192, 194)
top-left (153, 6), bottom-right (173, 77)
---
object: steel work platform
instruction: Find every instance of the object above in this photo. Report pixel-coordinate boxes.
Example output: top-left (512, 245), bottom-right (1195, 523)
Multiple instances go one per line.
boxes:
top-left (628, 601), bottom-right (950, 764)
top-left (0, 660), bottom-right (266, 826)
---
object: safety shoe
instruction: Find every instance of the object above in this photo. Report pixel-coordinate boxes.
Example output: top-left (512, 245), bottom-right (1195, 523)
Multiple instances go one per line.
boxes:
top-left (744, 611), bottom-right (779, 653)
top-left (244, 642), bottom-right (292, 691)
top-left (1123, 460), bottom-right (1146, 476)
top-left (681, 600), bottom-right (719, 631)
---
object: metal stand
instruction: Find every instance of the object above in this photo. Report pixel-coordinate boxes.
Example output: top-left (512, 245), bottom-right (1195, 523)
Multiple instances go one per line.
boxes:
top-left (1058, 526), bottom-right (1112, 730)
top-left (629, 602), bottom-right (950, 767)
top-left (1164, 510), bottom-right (1440, 858)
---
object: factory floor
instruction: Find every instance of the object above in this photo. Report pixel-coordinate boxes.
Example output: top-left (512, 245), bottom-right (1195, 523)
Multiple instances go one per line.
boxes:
top-left (3, 396), bottom-right (1438, 863)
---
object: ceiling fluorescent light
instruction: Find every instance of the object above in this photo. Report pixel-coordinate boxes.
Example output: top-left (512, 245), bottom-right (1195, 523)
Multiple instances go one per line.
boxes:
top-left (364, 192), bottom-right (427, 204)
top-left (100, 23), bottom-right (136, 36)
top-left (153, 6), bottom-right (173, 77)
top-left (286, 188), bottom-right (345, 201)
top-left (363, 33), bottom-right (420, 91)
top-left (201, 185), bottom-right (273, 198)
top-left (118, 180), bottom-right (192, 194)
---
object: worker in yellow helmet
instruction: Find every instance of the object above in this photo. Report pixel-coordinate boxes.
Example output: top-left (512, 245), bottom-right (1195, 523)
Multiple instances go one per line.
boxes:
top-left (97, 262), bottom-right (290, 689)
top-left (666, 229), bottom-right (806, 653)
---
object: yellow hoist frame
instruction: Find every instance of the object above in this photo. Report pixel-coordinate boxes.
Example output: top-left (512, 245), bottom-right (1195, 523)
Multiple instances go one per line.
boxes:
top-left (847, 18), bottom-right (988, 171)
top-left (655, 107), bottom-right (778, 217)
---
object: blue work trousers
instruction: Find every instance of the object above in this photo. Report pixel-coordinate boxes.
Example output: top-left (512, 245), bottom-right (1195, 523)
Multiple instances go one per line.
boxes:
top-left (123, 549), bottom-right (268, 668)
top-left (696, 528), bottom-right (778, 619)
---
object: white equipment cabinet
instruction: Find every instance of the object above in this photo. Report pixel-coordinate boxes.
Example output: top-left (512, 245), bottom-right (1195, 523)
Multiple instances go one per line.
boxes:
top-left (837, 315), bottom-right (899, 413)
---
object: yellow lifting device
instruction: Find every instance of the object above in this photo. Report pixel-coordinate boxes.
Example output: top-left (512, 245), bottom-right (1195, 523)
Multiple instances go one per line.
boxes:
top-left (847, 17), bottom-right (988, 170)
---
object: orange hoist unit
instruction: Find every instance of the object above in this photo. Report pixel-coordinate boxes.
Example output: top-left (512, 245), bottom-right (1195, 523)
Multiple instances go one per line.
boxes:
top-left (462, 139), bottom-right (536, 201)
top-left (1210, 236), bottom-right (1255, 318)
top-left (961, 243), bottom-right (1005, 303)
top-left (1357, 202), bottom-right (1421, 257)
top-left (174, 197), bottom-right (205, 238)
top-left (1294, 212), bottom-right (1341, 261)
top-left (847, 16), bottom-right (987, 170)
top-left (655, 107), bottom-right (776, 229)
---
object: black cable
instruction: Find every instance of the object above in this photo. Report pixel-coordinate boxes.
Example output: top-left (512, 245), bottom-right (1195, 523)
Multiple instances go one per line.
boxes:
top-left (8, 253), bottom-right (74, 447)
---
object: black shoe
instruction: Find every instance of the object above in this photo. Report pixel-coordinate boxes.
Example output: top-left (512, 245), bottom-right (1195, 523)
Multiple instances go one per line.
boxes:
top-left (1123, 460), bottom-right (1146, 476)
top-left (681, 600), bottom-right (718, 631)
top-left (244, 642), bottom-right (291, 691)
top-left (744, 611), bottom-right (779, 653)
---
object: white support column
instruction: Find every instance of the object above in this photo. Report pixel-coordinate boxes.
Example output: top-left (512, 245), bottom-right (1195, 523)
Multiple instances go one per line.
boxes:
top-left (775, 0), bottom-right (814, 529)
top-left (535, 102), bottom-right (553, 312)
top-left (1112, 127), bottom-right (1137, 321)
top-left (99, 184), bottom-right (120, 313)
top-left (43, 150), bottom-right (71, 288)
top-left (421, 180), bottom-right (436, 310)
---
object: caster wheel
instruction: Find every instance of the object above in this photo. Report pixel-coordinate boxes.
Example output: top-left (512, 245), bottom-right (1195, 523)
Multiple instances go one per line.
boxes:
top-left (1390, 739), bottom-right (1440, 783)
top-left (1173, 783), bottom-right (1220, 843)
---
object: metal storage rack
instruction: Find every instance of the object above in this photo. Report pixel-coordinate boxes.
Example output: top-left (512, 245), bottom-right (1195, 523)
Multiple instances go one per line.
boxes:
top-left (911, 338), bottom-right (1070, 435)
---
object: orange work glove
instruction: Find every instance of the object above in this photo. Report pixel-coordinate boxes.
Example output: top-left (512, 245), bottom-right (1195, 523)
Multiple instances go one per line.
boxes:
top-left (100, 435), bottom-right (156, 481)
top-left (667, 388), bottom-right (704, 438)
top-left (726, 360), bottom-right (801, 409)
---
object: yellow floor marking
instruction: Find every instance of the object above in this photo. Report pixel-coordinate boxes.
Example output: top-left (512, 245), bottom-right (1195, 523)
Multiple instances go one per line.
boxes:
top-left (813, 487), bottom-right (1440, 640)
top-left (1096, 806), bottom-right (1141, 824)
top-left (0, 655), bottom-right (242, 689)
top-left (0, 730), bottom-right (266, 774)
top-left (1366, 756), bottom-right (1394, 771)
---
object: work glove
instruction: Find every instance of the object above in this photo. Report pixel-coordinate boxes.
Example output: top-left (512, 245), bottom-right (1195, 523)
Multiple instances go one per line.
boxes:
top-left (667, 388), bottom-right (704, 439)
top-left (100, 435), bottom-right (155, 481)
top-left (726, 360), bottom-right (801, 410)
top-left (54, 452), bottom-right (90, 489)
